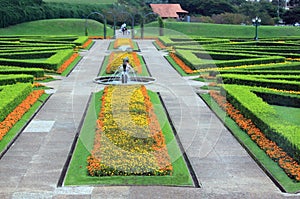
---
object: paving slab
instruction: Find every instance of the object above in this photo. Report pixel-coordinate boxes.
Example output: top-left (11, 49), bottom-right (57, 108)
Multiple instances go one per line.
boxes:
top-left (0, 39), bottom-right (298, 198)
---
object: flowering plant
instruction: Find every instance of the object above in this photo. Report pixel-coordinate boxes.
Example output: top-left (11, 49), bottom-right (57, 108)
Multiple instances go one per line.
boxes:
top-left (87, 85), bottom-right (173, 176)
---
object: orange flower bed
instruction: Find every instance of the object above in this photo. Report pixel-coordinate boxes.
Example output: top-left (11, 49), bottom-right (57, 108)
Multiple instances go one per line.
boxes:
top-left (209, 90), bottom-right (300, 181)
top-left (57, 53), bottom-right (79, 74)
top-left (81, 39), bottom-right (93, 49)
top-left (0, 90), bottom-right (45, 141)
top-left (169, 52), bottom-right (194, 74)
top-left (155, 39), bottom-right (167, 49)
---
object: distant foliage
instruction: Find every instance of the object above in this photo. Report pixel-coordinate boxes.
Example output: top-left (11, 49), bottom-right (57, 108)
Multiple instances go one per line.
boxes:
top-left (0, 0), bottom-right (110, 28)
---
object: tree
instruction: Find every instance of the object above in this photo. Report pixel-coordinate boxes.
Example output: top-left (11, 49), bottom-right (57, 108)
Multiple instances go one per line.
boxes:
top-left (282, 7), bottom-right (300, 24)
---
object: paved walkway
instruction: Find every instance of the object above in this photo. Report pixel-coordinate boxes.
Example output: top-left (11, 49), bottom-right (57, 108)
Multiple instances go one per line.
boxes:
top-left (0, 40), bottom-right (297, 198)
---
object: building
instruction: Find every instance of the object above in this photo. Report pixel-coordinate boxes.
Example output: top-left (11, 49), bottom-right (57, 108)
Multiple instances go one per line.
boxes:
top-left (150, 4), bottom-right (188, 20)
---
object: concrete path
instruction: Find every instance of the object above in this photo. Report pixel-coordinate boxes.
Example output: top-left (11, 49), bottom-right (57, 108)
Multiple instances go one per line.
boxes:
top-left (0, 39), bottom-right (297, 198)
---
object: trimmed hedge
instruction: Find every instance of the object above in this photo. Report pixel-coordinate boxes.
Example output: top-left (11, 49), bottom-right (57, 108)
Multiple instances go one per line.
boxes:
top-left (0, 49), bottom-right (74, 70)
top-left (0, 51), bottom-right (56, 59)
top-left (217, 74), bottom-right (300, 91)
top-left (0, 74), bottom-right (34, 86)
top-left (221, 84), bottom-right (300, 163)
top-left (175, 49), bottom-right (285, 69)
top-left (0, 83), bottom-right (32, 122)
top-left (0, 66), bottom-right (44, 77)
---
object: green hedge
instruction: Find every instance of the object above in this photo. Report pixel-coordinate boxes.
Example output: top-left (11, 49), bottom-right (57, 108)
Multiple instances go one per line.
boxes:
top-left (254, 91), bottom-right (300, 108)
top-left (211, 70), bottom-right (300, 76)
top-left (175, 49), bottom-right (285, 69)
top-left (217, 74), bottom-right (300, 91)
top-left (0, 51), bottom-right (56, 59)
top-left (0, 74), bottom-right (34, 86)
top-left (0, 83), bottom-right (32, 122)
top-left (0, 49), bottom-right (74, 70)
top-left (0, 66), bottom-right (44, 77)
top-left (221, 84), bottom-right (300, 163)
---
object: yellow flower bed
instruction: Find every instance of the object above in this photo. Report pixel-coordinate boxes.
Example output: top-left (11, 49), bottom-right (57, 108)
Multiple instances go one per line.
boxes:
top-left (114, 38), bottom-right (134, 49)
top-left (106, 51), bottom-right (141, 74)
top-left (87, 85), bottom-right (173, 176)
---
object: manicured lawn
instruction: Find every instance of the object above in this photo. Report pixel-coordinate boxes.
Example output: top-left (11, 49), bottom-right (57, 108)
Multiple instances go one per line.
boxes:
top-left (148, 22), bottom-right (300, 39)
top-left (65, 90), bottom-right (193, 186)
top-left (272, 105), bottom-right (300, 126)
top-left (0, 19), bottom-right (113, 36)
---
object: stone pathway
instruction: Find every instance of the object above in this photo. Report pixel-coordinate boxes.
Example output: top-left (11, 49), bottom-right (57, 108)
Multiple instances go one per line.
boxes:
top-left (0, 39), bottom-right (297, 198)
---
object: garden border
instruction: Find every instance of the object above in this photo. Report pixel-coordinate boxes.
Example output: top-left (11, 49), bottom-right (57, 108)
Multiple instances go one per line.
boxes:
top-left (0, 93), bottom-right (52, 160)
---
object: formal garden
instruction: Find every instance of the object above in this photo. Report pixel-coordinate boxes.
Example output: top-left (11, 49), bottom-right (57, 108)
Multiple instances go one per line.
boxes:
top-left (155, 35), bottom-right (300, 192)
top-left (0, 15), bottom-right (299, 195)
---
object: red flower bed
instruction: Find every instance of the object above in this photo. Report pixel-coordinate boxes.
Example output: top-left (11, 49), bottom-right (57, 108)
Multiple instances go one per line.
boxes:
top-left (209, 90), bottom-right (300, 181)
top-left (0, 90), bottom-right (45, 141)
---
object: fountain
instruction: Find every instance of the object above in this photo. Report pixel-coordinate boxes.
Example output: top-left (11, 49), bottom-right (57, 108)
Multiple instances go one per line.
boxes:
top-left (94, 57), bottom-right (156, 85)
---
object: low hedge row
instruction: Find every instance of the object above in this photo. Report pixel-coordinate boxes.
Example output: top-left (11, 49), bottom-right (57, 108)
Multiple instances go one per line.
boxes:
top-left (175, 49), bottom-right (285, 69)
top-left (0, 49), bottom-right (74, 70)
top-left (0, 83), bottom-right (32, 122)
top-left (254, 91), bottom-right (300, 108)
top-left (0, 74), bottom-right (34, 86)
top-left (0, 66), bottom-right (44, 77)
top-left (217, 74), bottom-right (300, 91)
top-left (211, 70), bottom-right (300, 76)
top-left (0, 51), bottom-right (56, 60)
top-left (0, 46), bottom-right (75, 53)
top-left (221, 84), bottom-right (300, 163)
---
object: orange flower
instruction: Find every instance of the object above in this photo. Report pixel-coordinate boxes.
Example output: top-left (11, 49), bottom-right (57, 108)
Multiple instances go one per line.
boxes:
top-left (57, 53), bottom-right (79, 74)
top-left (0, 90), bottom-right (45, 141)
top-left (209, 90), bottom-right (300, 181)
top-left (169, 52), bottom-right (194, 74)
top-left (81, 39), bottom-right (93, 49)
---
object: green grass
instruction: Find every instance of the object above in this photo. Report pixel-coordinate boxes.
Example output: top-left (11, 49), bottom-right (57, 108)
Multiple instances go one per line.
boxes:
top-left (147, 22), bottom-right (300, 39)
top-left (0, 19), bottom-right (299, 39)
top-left (0, 19), bottom-right (113, 36)
top-left (200, 93), bottom-right (300, 193)
top-left (65, 89), bottom-right (193, 186)
top-left (0, 94), bottom-right (49, 154)
top-left (272, 105), bottom-right (300, 126)
top-left (43, 0), bottom-right (116, 4)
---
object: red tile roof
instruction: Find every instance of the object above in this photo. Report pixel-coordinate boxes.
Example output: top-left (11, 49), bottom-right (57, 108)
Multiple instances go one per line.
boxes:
top-left (150, 4), bottom-right (188, 18)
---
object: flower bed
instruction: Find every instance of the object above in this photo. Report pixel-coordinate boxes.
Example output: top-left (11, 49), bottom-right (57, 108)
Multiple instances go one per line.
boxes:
top-left (154, 38), bottom-right (167, 49)
top-left (209, 90), bottom-right (300, 181)
top-left (113, 38), bottom-right (134, 49)
top-left (169, 52), bottom-right (194, 74)
top-left (0, 89), bottom-right (45, 141)
top-left (87, 85), bottom-right (173, 176)
top-left (81, 39), bottom-right (93, 49)
top-left (106, 51), bottom-right (141, 74)
top-left (56, 53), bottom-right (79, 74)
